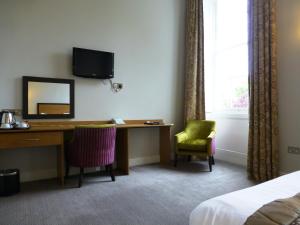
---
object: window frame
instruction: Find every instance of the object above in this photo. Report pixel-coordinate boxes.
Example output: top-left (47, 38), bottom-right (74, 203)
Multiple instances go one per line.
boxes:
top-left (204, 0), bottom-right (249, 118)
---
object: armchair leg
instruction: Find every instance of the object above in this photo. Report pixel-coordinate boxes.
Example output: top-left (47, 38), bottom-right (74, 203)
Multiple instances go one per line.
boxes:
top-left (208, 156), bottom-right (212, 172)
top-left (212, 156), bottom-right (215, 165)
top-left (174, 153), bottom-right (178, 167)
top-left (108, 164), bottom-right (115, 182)
top-left (78, 167), bottom-right (84, 188)
top-left (188, 155), bottom-right (192, 162)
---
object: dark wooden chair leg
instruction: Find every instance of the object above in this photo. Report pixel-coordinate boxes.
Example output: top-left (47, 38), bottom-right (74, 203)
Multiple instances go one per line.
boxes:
top-left (174, 153), bottom-right (178, 167)
top-left (108, 164), bottom-right (115, 182)
top-left (188, 155), bottom-right (192, 162)
top-left (78, 167), bottom-right (84, 188)
top-left (208, 156), bottom-right (212, 172)
top-left (211, 156), bottom-right (215, 165)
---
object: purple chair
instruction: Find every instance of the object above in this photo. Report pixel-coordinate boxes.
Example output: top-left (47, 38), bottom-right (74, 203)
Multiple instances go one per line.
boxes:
top-left (66, 124), bottom-right (116, 187)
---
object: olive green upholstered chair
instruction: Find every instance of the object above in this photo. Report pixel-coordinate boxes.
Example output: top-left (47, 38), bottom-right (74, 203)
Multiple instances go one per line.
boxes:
top-left (174, 120), bottom-right (216, 171)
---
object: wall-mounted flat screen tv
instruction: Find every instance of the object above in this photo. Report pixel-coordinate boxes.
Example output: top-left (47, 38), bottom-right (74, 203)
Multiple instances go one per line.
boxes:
top-left (73, 47), bottom-right (114, 79)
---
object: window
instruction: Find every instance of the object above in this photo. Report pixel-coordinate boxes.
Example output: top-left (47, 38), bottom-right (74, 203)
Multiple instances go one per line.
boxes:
top-left (204, 0), bottom-right (248, 115)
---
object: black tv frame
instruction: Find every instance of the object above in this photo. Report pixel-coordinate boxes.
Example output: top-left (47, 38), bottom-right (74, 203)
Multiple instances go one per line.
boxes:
top-left (72, 47), bottom-right (114, 79)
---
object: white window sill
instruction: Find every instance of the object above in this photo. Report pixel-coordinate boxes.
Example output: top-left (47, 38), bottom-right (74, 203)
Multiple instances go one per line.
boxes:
top-left (206, 112), bottom-right (249, 120)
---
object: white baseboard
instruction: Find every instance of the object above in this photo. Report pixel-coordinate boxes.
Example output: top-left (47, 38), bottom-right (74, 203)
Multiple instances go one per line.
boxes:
top-left (215, 148), bottom-right (247, 167)
top-left (21, 151), bottom-right (247, 182)
top-left (20, 155), bottom-right (161, 182)
top-left (129, 155), bottom-right (160, 167)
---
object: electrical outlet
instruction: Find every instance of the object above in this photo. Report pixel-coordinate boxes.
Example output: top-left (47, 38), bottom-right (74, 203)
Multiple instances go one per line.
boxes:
top-left (288, 146), bottom-right (300, 155)
top-left (112, 83), bottom-right (123, 92)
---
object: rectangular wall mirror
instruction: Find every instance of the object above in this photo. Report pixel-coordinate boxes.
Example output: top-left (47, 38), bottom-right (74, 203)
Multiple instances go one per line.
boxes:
top-left (22, 76), bottom-right (75, 119)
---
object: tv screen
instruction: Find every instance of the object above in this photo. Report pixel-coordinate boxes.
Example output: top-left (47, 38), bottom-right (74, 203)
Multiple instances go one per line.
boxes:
top-left (73, 47), bottom-right (114, 79)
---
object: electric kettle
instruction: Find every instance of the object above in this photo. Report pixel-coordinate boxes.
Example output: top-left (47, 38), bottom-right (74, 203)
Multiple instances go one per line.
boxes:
top-left (0, 111), bottom-right (16, 129)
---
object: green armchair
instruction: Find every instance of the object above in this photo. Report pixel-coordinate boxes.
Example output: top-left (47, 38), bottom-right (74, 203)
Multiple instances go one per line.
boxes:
top-left (174, 120), bottom-right (216, 171)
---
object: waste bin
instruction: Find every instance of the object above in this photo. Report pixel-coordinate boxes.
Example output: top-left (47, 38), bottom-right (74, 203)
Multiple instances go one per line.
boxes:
top-left (0, 169), bottom-right (20, 196)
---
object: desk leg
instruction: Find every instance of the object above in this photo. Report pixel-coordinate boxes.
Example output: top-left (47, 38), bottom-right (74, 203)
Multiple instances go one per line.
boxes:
top-left (116, 128), bottom-right (129, 175)
top-left (159, 126), bottom-right (171, 164)
top-left (57, 143), bottom-right (65, 186)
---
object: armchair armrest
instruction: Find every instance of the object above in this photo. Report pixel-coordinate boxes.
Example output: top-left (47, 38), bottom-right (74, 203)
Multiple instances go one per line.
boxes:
top-left (207, 131), bottom-right (216, 140)
top-left (207, 131), bottom-right (216, 155)
top-left (175, 131), bottom-right (188, 143)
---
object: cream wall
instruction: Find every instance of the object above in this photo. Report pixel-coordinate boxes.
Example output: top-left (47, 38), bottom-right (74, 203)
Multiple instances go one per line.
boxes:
top-left (0, 0), bottom-right (185, 181)
top-left (2, 0), bottom-right (298, 182)
top-left (277, 0), bottom-right (300, 173)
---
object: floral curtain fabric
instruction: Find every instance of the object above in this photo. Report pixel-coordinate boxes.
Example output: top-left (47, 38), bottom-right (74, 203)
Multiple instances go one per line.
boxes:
top-left (184, 0), bottom-right (205, 122)
top-left (248, 0), bottom-right (279, 181)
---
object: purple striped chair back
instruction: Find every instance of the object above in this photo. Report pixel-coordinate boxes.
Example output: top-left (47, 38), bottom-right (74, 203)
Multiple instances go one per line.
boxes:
top-left (67, 125), bottom-right (116, 168)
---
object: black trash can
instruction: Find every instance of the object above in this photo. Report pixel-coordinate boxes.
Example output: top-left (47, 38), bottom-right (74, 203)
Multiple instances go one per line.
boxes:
top-left (0, 169), bottom-right (20, 196)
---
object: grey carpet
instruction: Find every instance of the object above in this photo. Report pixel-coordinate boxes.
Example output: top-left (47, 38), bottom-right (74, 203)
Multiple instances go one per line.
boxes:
top-left (0, 161), bottom-right (255, 225)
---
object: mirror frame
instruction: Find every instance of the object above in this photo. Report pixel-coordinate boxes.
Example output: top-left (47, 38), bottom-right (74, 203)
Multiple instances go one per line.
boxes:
top-left (22, 76), bottom-right (75, 119)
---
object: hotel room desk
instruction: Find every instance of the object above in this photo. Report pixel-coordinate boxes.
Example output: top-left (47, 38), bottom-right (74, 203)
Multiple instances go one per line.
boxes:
top-left (0, 120), bottom-right (173, 186)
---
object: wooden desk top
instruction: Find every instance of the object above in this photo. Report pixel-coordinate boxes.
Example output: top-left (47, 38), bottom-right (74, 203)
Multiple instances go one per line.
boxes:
top-left (0, 120), bottom-right (173, 133)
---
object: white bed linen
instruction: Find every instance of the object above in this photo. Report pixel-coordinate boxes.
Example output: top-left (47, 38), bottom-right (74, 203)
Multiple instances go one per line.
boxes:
top-left (190, 171), bottom-right (300, 225)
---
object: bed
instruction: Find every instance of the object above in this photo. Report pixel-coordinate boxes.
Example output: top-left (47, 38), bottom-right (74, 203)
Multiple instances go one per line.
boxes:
top-left (190, 171), bottom-right (300, 225)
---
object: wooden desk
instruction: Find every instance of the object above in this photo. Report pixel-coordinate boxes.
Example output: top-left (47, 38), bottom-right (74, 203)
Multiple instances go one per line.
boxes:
top-left (0, 120), bottom-right (173, 185)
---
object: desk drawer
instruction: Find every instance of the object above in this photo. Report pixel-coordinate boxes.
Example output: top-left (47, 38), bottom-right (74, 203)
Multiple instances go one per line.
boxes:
top-left (0, 132), bottom-right (63, 149)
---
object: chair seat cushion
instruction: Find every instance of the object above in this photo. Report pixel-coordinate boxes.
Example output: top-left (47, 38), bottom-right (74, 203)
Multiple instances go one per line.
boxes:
top-left (177, 139), bottom-right (207, 151)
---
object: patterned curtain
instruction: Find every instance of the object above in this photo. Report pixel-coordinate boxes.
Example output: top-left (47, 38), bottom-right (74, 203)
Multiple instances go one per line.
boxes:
top-left (184, 0), bottom-right (205, 122)
top-left (248, 0), bottom-right (279, 181)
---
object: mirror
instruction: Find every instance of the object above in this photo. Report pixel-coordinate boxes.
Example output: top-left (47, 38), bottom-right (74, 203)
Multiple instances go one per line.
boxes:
top-left (23, 76), bottom-right (75, 119)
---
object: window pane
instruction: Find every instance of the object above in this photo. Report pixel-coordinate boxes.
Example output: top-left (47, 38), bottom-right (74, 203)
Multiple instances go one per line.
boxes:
top-left (215, 45), bottom-right (248, 79)
top-left (216, 0), bottom-right (248, 50)
top-left (204, 0), bottom-right (248, 114)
